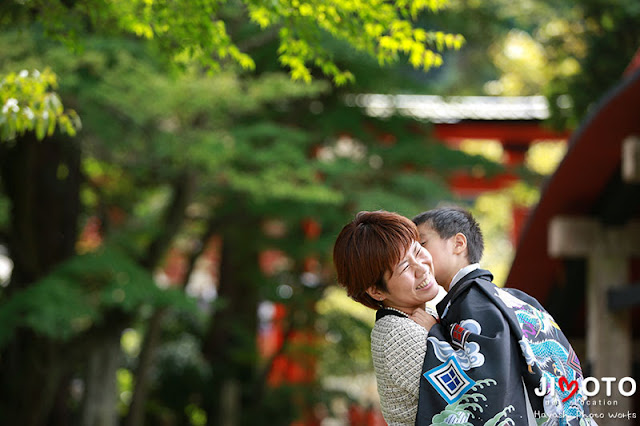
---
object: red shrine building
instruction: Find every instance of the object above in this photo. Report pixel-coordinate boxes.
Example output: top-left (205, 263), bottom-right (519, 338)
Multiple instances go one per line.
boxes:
top-left (506, 54), bottom-right (640, 423)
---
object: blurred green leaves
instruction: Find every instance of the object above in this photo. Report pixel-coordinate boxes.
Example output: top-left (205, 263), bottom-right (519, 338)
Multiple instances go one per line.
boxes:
top-left (5, 0), bottom-right (463, 85)
top-left (0, 246), bottom-right (195, 346)
top-left (0, 68), bottom-right (81, 142)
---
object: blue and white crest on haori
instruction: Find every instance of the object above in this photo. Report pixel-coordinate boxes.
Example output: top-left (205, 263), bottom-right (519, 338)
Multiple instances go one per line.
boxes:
top-left (424, 356), bottom-right (476, 404)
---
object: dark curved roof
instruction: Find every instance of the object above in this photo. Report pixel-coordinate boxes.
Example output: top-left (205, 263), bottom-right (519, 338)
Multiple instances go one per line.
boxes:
top-left (506, 68), bottom-right (640, 308)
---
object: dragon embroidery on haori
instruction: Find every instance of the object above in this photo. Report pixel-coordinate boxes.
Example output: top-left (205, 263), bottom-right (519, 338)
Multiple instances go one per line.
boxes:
top-left (494, 288), bottom-right (588, 423)
top-left (415, 270), bottom-right (594, 425)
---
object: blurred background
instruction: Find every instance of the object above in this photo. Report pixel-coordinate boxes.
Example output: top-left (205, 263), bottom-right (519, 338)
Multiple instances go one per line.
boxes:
top-left (1, 0), bottom-right (639, 425)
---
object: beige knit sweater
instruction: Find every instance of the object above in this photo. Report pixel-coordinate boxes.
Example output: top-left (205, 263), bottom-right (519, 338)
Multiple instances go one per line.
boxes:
top-left (370, 314), bottom-right (428, 426)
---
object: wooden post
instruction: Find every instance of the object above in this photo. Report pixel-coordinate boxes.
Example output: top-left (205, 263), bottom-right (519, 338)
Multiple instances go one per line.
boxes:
top-left (220, 379), bottom-right (240, 426)
top-left (622, 136), bottom-right (640, 183)
top-left (586, 227), bottom-right (632, 423)
top-left (548, 217), bottom-right (640, 425)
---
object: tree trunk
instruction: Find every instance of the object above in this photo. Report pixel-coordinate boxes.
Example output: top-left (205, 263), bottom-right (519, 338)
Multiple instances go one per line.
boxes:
top-left (218, 379), bottom-right (240, 426)
top-left (123, 307), bottom-right (167, 426)
top-left (202, 212), bottom-right (260, 426)
top-left (78, 331), bottom-right (122, 426)
top-left (141, 172), bottom-right (195, 271)
top-left (125, 172), bottom-right (196, 426)
top-left (0, 335), bottom-right (68, 425)
top-left (0, 133), bottom-right (82, 424)
top-left (0, 133), bottom-right (81, 288)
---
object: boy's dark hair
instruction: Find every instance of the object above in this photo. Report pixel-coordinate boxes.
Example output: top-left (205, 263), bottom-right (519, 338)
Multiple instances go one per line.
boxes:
top-left (412, 207), bottom-right (484, 264)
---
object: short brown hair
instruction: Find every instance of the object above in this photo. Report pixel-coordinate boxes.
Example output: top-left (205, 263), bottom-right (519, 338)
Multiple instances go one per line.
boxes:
top-left (333, 211), bottom-right (419, 310)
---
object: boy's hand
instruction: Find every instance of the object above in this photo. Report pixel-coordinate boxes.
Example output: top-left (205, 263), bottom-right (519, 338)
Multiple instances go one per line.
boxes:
top-left (410, 308), bottom-right (439, 331)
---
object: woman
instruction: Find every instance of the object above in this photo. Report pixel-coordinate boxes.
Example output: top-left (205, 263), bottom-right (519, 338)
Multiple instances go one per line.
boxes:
top-left (333, 211), bottom-right (441, 425)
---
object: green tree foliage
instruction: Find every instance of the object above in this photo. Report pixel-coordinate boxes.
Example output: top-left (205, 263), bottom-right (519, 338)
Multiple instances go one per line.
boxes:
top-left (0, 246), bottom-right (194, 345)
top-left (2, 0), bottom-right (463, 85)
top-left (0, 0), bottom-right (505, 423)
top-left (543, 0), bottom-right (640, 128)
top-left (424, 0), bottom-right (640, 126)
top-left (0, 25), bottom-right (484, 423)
top-left (0, 68), bottom-right (80, 141)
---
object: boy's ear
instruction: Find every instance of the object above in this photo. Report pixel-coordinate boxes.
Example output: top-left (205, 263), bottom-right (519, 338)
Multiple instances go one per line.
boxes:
top-left (366, 286), bottom-right (386, 303)
top-left (453, 232), bottom-right (467, 255)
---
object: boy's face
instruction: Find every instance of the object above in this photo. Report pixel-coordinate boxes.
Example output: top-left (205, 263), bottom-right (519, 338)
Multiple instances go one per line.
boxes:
top-left (416, 223), bottom-right (458, 289)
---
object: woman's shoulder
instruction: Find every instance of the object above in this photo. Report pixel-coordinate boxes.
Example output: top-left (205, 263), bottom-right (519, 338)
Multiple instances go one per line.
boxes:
top-left (372, 312), bottom-right (413, 331)
top-left (371, 315), bottom-right (428, 348)
top-left (370, 314), bottom-right (428, 376)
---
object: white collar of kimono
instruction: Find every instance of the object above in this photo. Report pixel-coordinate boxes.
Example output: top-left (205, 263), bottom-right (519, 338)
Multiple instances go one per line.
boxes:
top-left (448, 263), bottom-right (480, 292)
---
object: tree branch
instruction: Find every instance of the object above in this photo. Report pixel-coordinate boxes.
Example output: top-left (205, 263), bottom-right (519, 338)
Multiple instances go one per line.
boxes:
top-left (141, 172), bottom-right (195, 271)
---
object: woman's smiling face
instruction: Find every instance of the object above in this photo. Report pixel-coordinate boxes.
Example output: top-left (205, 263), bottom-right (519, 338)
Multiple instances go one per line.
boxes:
top-left (373, 240), bottom-right (440, 313)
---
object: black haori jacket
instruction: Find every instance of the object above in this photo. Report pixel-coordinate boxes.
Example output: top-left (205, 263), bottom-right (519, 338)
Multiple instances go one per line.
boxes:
top-left (413, 269), bottom-right (594, 426)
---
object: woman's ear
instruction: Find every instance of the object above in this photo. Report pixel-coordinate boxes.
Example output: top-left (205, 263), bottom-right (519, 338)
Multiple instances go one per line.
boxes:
top-left (366, 286), bottom-right (386, 303)
top-left (453, 232), bottom-right (467, 255)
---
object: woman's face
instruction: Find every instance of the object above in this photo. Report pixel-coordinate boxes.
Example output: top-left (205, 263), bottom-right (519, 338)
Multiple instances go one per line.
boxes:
top-left (373, 240), bottom-right (440, 313)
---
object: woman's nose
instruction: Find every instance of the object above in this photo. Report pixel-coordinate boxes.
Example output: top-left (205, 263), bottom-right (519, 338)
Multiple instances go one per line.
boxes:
top-left (414, 261), bottom-right (428, 277)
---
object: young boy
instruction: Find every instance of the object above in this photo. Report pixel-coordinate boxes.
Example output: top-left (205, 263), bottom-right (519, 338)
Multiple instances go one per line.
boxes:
top-left (411, 207), bottom-right (595, 425)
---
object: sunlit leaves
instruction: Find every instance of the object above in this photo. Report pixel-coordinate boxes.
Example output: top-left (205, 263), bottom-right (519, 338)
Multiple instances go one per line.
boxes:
top-left (525, 140), bottom-right (567, 175)
top-left (249, 0), bottom-right (464, 83)
top-left (0, 68), bottom-right (81, 142)
top-left (485, 30), bottom-right (550, 96)
top-left (11, 0), bottom-right (462, 85)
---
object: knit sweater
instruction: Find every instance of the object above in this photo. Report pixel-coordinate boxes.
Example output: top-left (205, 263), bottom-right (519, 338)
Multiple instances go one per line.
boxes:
top-left (370, 314), bottom-right (428, 426)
